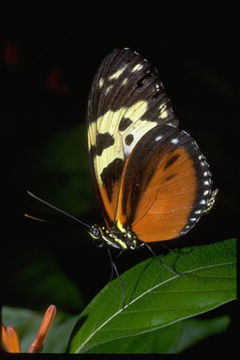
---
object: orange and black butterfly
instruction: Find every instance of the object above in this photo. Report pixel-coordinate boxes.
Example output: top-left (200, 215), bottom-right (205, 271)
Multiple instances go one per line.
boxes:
top-left (87, 48), bottom-right (217, 250)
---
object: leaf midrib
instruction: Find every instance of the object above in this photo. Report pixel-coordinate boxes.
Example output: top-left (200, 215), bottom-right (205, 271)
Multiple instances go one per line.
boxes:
top-left (74, 260), bottom-right (234, 353)
top-left (82, 297), bottom-right (236, 354)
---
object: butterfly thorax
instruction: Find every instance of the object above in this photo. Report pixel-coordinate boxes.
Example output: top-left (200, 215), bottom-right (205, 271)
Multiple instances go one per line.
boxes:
top-left (88, 224), bottom-right (138, 250)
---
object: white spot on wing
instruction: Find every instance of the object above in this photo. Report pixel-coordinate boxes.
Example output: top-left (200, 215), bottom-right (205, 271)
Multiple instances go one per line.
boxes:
top-left (195, 209), bottom-right (202, 214)
top-left (170, 138), bottom-right (179, 144)
top-left (155, 135), bottom-right (163, 141)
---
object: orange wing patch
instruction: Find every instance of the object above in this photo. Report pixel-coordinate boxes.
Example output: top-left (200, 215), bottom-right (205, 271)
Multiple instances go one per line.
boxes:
top-left (98, 178), bottom-right (121, 229)
top-left (132, 147), bottom-right (197, 241)
top-left (115, 123), bottom-right (207, 242)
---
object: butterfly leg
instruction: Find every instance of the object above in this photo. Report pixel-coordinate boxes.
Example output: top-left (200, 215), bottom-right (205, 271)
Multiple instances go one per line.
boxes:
top-left (161, 244), bottom-right (194, 257)
top-left (107, 249), bottom-right (124, 282)
top-left (107, 252), bottom-right (114, 283)
top-left (143, 243), bottom-right (185, 276)
top-left (107, 249), bottom-right (126, 309)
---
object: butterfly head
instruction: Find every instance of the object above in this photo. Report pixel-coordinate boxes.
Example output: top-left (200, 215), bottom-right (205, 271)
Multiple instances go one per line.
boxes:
top-left (88, 224), bottom-right (138, 250)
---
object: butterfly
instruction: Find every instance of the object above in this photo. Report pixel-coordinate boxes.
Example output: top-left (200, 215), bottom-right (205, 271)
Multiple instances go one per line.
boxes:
top-left (87, 48), bottom-right (217, 250)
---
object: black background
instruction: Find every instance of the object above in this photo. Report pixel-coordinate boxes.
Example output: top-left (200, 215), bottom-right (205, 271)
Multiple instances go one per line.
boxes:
top-left (3, 3), bottom-right (237, 355)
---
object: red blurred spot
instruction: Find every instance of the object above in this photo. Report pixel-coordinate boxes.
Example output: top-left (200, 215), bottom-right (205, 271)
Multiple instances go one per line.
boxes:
top-left (45, 69), bottom-right (69, 95)
top-left (4, 43), bottom-right (19, 66)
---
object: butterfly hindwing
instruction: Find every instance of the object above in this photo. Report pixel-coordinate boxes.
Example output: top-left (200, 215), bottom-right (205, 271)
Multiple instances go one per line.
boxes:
top-left (87, 48), bottom-right (179, 228)
top-left (115, 124), bottom-right (213, 241)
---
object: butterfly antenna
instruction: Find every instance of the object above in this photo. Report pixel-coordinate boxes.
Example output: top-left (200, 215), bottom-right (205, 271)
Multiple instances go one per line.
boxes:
top-left (26, 191), bottom-right (90, 229)
top-left (24, 213), bottom-right (47, 223)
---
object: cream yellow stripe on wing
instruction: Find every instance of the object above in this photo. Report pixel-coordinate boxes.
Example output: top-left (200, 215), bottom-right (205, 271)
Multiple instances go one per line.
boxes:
top-left (88, 100), bottom-right (159, 185)
top-left (98, 77), bottom-right (104, 89)
top-left (159, 103), bottom-right (169, 119)
top-left (108, 65), bottom-right (127, 80)
top-left (101, 107), bottom-right (125, 135)
top-left (99, 100), bottom-right (149, 135)
top-left (123, 119), bottom-right (157, 156)
top-left (96, 135), bottom-right (123, 181)
top-left (88, 121), bottom-right (97, 150)
top-left (124, 100), bottom-right (148, 122)
top-left (88, 100), bottom-right (149, 147)
top-left (92, 111), bottom-right (123, 186)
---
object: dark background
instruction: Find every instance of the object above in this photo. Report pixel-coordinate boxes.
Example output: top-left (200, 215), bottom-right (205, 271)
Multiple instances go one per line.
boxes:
top-left (3, 3), bottom-right (237, 354)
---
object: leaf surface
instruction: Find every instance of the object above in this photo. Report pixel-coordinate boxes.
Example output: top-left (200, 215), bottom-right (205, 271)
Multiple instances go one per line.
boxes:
top-left (88, 315), bottom-right (231, 353)
top-left (68, 238), bottom-right (236, 353)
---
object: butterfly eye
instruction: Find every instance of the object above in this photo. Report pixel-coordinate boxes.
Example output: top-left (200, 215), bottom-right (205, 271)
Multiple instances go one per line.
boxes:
top-left (89, 225), bottom-right (100, 239)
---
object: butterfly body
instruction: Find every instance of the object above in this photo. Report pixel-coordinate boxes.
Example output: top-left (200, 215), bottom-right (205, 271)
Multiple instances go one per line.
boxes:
top-left (87, 48), bottom-right (217, 250)
top-left (89, 224), bottom-right (138, 250)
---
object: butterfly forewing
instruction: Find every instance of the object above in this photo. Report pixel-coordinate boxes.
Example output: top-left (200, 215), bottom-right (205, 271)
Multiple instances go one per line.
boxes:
top-left (87, 48), bottom-right (179, 228)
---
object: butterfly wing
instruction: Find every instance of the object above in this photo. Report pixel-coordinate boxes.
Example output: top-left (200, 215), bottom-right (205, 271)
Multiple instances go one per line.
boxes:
top-left (115, 123), bottom-right (213, 241)
top-left (87, 48), bottom-right (178, 228)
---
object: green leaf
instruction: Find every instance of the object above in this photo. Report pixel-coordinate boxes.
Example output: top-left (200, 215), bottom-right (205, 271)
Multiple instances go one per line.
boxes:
top-left (12, 250), bottom-right (84, 311)
top-left (88, 315), bottom-right (231, 353)
top-left (68, 238), bottom-right (236, 353)
top-left (2, 306), bottom-right (78, 353)
top-left (39, 124), bottom-right (96, 215)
